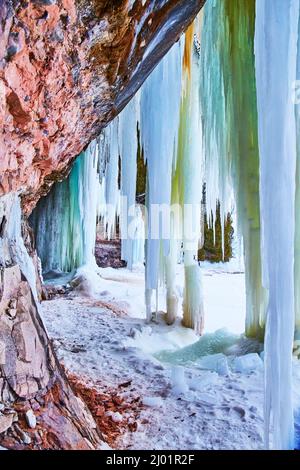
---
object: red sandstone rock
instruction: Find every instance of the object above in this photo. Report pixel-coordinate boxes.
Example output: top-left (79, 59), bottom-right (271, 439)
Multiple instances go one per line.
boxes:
top-left (0, 0), bottom-right (205, 213)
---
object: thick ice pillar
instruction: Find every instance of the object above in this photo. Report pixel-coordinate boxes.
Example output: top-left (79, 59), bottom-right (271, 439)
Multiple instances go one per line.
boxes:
top-left (255, 0), bottom-right (299, 450)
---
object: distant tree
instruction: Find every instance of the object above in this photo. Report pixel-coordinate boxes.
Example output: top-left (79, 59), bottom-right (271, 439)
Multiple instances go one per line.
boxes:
top-left (198, 185), bottom-right (234, 263)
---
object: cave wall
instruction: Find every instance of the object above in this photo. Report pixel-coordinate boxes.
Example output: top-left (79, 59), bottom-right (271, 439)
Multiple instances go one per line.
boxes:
top-left (0, 0), bottom-right (205, 213)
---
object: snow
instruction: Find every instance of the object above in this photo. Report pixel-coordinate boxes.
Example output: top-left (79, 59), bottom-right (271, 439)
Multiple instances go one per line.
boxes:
top-left (40, 264), bottom-right (270, 450)
top-left (93, 260), bottom-right (246, 335)
top-left (142, 397), bottom-right (164, 408)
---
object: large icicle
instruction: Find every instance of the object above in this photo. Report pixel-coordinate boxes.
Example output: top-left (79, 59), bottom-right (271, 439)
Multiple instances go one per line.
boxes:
top-left (119, 95), bottom-right (140, 269)
top-left (223, 0), bottom-right (267, 339)
top-left (200, 0), bottom-right (266, 339)
top-left (177, 23), bottom-right (204, 333)
top-left (200, 1), bottom-right (232, 235)
top-left (140, 41), bottom-right (183, 321)
top-left (295, 11), bottom-right (300, 342)
top-left (102, 120), bottom-right (120, 240)
top-left (255, 0), bottom-right (299, 450)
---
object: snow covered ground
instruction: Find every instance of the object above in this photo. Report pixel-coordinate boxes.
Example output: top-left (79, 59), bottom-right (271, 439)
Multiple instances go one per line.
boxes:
top-left (70, 259), bottom-right (246, 333)
top-left (39, 262), bottom-right (282, 450)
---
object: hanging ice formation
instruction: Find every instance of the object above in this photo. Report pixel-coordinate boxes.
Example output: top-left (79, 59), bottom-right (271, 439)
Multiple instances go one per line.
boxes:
top-left (295, 6), bottom-right (300, 343)
top-left (1, 194), bottom-right (40, 302)
top-left (173, 22), bottom-right (203, 333)
top-left (255, 0), bottom-right (299, 450)
top-left (30, 141), bottom-right (100, 274)
top-left (97, 119), bottom-right (120, 241)
top-left (138, 29), bottom-right (204, 331)
top-left (139, 39), bottom-right (183, 321)
top-left (200, 0), bottom-right (266, 340)
top-left (118, 95), bottom-right (141, 269)
top-left (31, 95), bottom-right (144, 275)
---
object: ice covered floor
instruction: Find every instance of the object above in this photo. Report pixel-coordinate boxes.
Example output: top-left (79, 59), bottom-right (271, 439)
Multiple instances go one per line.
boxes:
top-left (41, 300), bottom-right (265, 449)
top-left (78, 259), bottom-right (246, 333)
top-left (40, 263), bottom-right (272, 450)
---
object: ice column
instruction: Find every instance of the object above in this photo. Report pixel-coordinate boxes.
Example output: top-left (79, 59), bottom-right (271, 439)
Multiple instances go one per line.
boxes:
top-left (102, 120), bottom-right (120, 240)
top-left (255, 0), bottom-right (299, 449)
top-left (178, 23), bottom-right (204, 333)
top-left (140, 41), bottom-right (183, 320)
top-left (200, 0), bottom-right (266, 339)
top-left (295, 10), bottom-right (300, 341)
top-left (119, 96), bottom-right (140, 269)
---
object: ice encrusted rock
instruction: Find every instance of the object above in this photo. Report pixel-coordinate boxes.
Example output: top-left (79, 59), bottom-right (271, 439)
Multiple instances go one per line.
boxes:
top-left (234, 353), bottom-right (263, 374)
top-left (197, 353), bottom-right (229, 376)
top-left (143, 396), bottom-right (164, 408)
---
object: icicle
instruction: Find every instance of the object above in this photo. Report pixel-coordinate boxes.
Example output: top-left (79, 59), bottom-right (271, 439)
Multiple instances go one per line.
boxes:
top-left (2, 194), bottom-right (39, 302)
top-left (165, 221), bottom-right (180, 325)
top-left (200, 1), bottom-right (232, 230)
top-left (176, 23), bottom-right (204, 333)
top-left (140, 40), bottom-right (183, 311)
top-left (255, 0), bottom-right (299, 450)
top-left (131, 205), bottom-right (145, 265)
top-left (201, 0), bottom-right (266, 339)
top-left (103, 119), bottom-right (120, 239)
top-left (295, 9), bottom-right (300, 342)
top-left (119, 95), bottom-right (140, 269)
top-left (31, 141), bottom-right (100, 273)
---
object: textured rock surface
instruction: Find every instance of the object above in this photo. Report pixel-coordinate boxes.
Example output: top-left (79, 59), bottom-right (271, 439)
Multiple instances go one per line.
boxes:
top-left (0, 192), bottom-right (102, 449)
top-left (0, 0), bottom-right (205, 213)
top-left (0, 264), bottom-right (102, 449)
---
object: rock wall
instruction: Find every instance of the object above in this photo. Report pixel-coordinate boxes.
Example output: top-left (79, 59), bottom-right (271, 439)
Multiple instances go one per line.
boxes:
top-left (0, 193), bottom-right (101, 448)
top-left (0, 0), bottom-right (205, 213)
